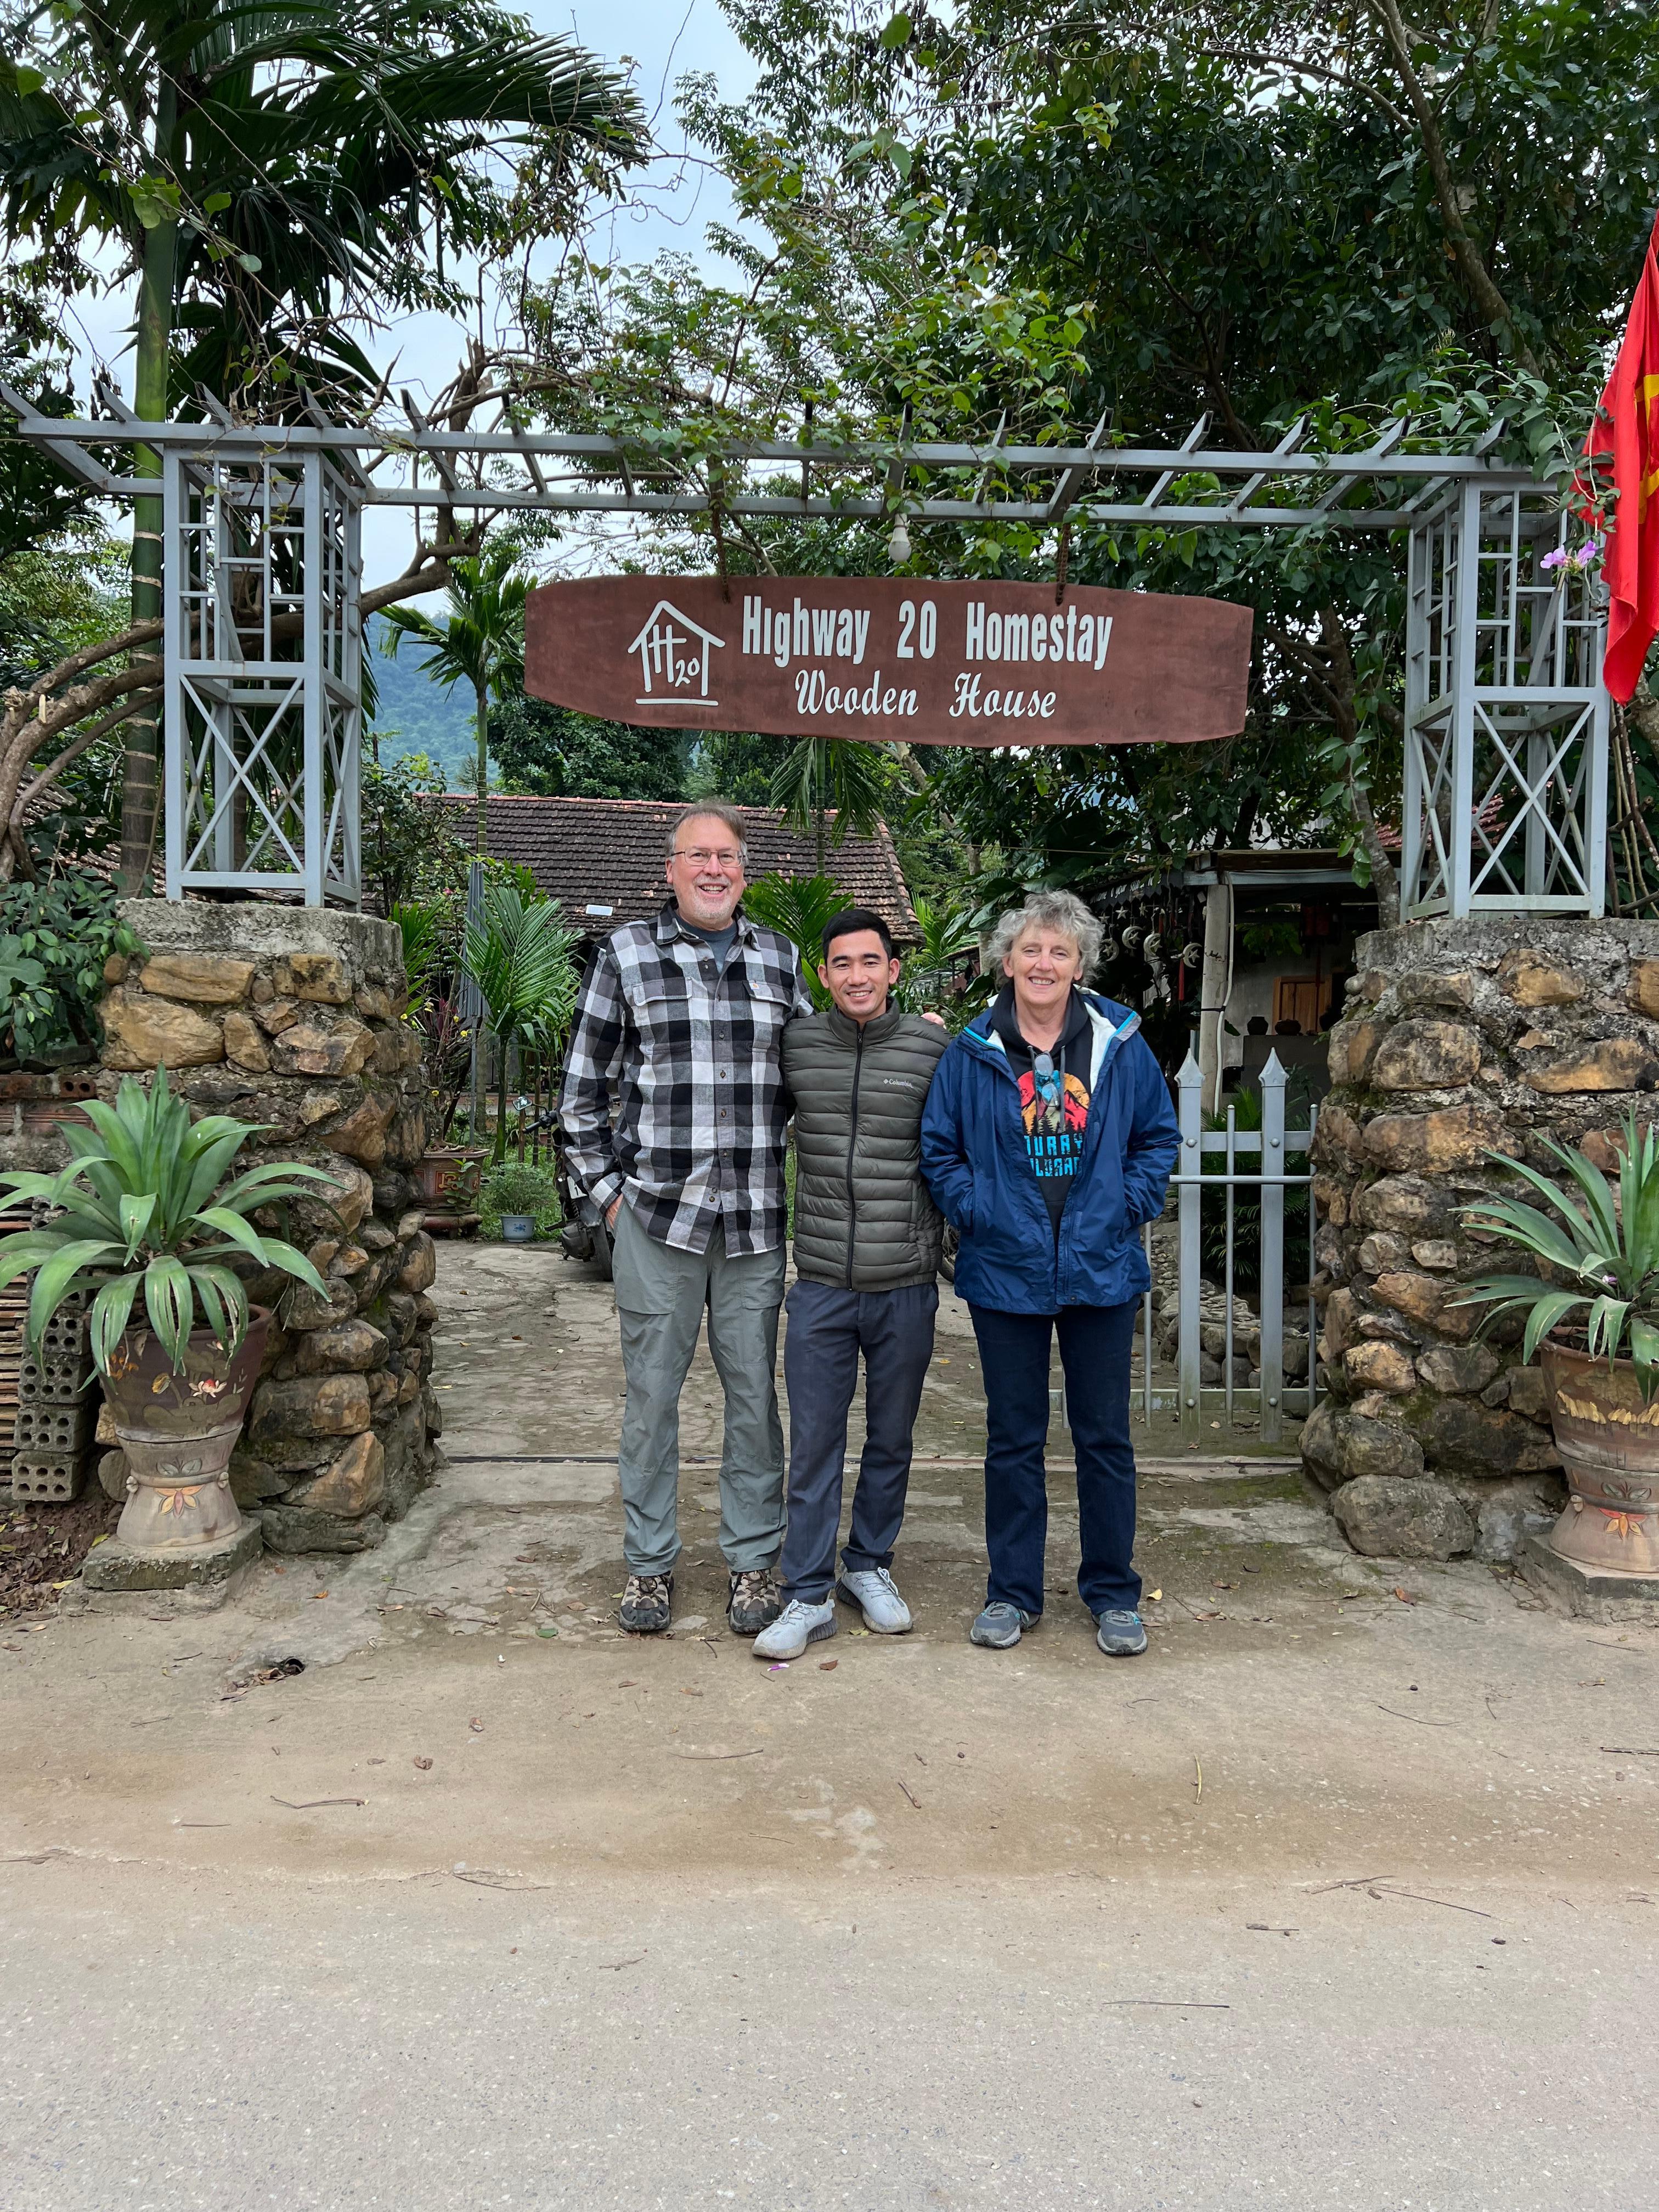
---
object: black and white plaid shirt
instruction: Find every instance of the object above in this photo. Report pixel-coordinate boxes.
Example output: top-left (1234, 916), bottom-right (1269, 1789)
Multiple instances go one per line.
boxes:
top-left (558, 901), bottom-right (813, 1256)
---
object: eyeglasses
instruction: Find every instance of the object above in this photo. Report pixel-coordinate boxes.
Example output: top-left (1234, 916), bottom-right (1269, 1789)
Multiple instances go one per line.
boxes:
top-left (673, 846), bottom-right (743, 868)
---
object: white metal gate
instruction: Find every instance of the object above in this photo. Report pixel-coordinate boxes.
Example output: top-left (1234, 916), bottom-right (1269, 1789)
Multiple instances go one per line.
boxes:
top-left (1135, 1048), bottom-right (1319, 1446)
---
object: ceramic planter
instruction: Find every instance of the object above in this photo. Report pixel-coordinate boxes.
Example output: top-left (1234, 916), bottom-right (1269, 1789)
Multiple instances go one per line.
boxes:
top-left (99, 1310), bottom-right (270, 1553)
top-left (1540, 1338), bottom-right (1659, 1576)
top-left (415, 1147), bottom-right (484, 1235)
top-left (500, 1212), bottom-right (535, 1243)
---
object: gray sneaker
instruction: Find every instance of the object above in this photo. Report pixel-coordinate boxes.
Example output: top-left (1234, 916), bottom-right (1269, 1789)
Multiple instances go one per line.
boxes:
top-left (753, 1595), bottom-right (836, 1661)
top-left (836, 1566), bottom-right (912, 1634)
top-left (1096, 1608), bottom-right (1148, 1657)
top-left (969, 1601), bottom-right (1037, 1649)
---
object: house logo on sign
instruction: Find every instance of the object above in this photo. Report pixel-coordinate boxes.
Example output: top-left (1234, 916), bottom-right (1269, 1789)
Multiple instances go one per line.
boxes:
top-left (628, 600), bottom-right (725, 710)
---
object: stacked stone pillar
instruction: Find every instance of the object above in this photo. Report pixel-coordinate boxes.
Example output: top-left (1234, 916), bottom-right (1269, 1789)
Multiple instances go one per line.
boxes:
top-left (93, 902), bottom-right (441, 1553)
top-left (1305, 917), bottom-right (1659, 1562)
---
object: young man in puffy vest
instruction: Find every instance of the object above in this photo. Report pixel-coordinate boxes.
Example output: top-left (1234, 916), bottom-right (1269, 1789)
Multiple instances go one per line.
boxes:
top-left (755, 908), bottom-right (949, 1661)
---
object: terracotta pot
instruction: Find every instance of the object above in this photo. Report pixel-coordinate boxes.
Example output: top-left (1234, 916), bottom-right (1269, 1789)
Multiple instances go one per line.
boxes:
top-left (99, 1309), bottom-right (270, 1554)
top-left (1540, 1338), bottom-right (1659, 1576)
top-left (416, 1147), bottom-right (484, 1235)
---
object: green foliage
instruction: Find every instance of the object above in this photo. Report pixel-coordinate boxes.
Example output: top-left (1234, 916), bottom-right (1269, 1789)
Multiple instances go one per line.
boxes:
top-left (768, 736), bottom-right (897, 867)
top-left (1457, 1116), bottom-right (1659, 1388)
top-left (489, 694), bottom-right (690, 800)
top-left (0, 276), bottom-right (106, 571)
top-left (898, 889), bottom-right (990, 1023)
top-left (482, 1161), bottom-right (560, 1218)
top-left (0, 870), bottom-right (140, 1064)
top-left (461, 882), bottom-right (580, 1160)
top-left (740, 872), bottom-right (852, 1009)
top-left (361, 755), bottom-right (470, 915)
top-left (0, 1064), bottom-right (336, 1374)
top-left (0, 3), bottom-right (647, 417)
top-left (1238, 918), bottom-right (1305, 962)
top-left (690, 731), bottom-right (795, 808)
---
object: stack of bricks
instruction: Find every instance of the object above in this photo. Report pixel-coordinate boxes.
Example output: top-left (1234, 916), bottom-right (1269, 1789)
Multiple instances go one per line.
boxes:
top-left (10, 1291), bottom-right (94, 1502)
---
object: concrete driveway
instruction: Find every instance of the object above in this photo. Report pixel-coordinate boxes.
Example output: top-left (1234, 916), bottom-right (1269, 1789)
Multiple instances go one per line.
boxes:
top-left (3, 1242), bottom-right (1656, 2210)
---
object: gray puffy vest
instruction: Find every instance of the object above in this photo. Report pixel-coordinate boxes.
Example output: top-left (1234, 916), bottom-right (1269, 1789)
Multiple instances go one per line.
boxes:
top-left (782, 1006), bottom-right (950, 1291)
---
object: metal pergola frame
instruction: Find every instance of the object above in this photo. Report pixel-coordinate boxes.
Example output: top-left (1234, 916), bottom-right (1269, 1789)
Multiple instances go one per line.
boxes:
top-left (3, 386), bottom-right (1607, 916)
top-left (5, 387), bottom-right (1532, 527)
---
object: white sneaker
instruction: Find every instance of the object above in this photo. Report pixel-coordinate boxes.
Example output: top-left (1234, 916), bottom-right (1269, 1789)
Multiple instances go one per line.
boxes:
top-left (752, 1595), bottom-right (836, 1660)
top-left (836, 1566), bottom-right (913, 1635)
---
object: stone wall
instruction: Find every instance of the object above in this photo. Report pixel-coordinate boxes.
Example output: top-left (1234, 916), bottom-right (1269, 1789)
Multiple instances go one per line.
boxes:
top-left (1303, 915), bottom-right (1659, 1562)
top-left (89, 901), bottom-right (441, 1551)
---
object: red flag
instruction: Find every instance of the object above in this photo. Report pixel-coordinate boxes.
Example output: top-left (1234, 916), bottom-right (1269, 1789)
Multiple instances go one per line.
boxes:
top-left (1581, 217), bottom-right (1659, 702)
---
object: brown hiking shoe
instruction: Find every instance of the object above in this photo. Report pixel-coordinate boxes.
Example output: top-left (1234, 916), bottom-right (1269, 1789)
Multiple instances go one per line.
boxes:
top-left (727, 1567), bottom-right (781, 1637)
top-left (619, 1572), bottom-right (673, 1634)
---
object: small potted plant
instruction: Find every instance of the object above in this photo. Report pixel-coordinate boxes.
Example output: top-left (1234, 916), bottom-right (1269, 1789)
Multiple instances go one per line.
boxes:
top-left (484, 1162), bottom-right (553, 1244)
top-left (0, 1066), bottom-right (337, 1555)
top-left (1456, 1110), bottom-right (1659, 1577)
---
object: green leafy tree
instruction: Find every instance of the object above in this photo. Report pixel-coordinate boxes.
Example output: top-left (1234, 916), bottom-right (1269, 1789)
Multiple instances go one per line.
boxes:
top-left (1, 0), bottom-right (645, 887)
top-left (489, 694), bottom-right (690, 800)
top-left (360, 754), bottom-right (471, 915)
top-left (380, 544), bottom-right (529, 855)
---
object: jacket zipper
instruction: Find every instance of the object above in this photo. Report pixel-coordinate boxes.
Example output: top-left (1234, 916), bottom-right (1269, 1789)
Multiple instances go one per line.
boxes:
top-left (844, 1024), bottom-right (866, 1288)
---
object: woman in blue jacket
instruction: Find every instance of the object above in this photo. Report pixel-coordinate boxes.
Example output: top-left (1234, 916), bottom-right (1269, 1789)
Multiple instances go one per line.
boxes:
top-left (920, 890), bottom-right (1179, 1657)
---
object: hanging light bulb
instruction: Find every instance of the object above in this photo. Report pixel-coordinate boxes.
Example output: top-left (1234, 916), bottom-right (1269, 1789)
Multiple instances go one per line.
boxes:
top-left (888, 514), bottom-right (912, 566)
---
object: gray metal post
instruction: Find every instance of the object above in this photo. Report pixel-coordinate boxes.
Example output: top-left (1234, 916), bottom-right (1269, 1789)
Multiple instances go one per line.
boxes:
top-left (1401, 521), bottom-right (1426, 913)
top-left (1257, 1050), bottom-right (1287, 1444)
top-left (1450, 481), bottom-right (1482, 919)
top-left (162, 451), bottom-right (185, 901)
top-left (341, 479), bottom-right (363, 904)
top-left (302, 452), bottom-right (325, 907)
top-left (1587, 684), bottom-right (1610, 920)
top-left (1140, 1222), bottom-right (1155, 1428)
top-left (1176, 1050), bottom-right (1204, 1444)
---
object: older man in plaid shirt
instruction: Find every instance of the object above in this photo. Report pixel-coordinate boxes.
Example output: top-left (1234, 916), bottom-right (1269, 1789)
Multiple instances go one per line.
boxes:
top-left (558, 802), bottom-right (813, 1637)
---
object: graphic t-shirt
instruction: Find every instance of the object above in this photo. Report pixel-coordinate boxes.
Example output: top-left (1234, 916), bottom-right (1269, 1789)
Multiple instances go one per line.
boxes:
top-left (988, 986), bottom-right (1093, 1231)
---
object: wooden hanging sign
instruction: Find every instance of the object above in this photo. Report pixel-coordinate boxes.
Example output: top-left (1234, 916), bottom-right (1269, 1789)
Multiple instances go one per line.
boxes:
top-left (524, 575), bottom-right (1251, 747)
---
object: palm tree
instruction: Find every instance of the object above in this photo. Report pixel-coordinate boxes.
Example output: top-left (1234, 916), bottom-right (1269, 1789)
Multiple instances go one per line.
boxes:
top-left (740, 872), bottom-right (851, 1011)
top-left (1, 3), bottom-right (645, 888)
top-left (379, 545), bottom-right (529, 855)
top-left (462, 882), bottom-right (579, 1162)
top-left (769, 737), bottom-right (894, 873)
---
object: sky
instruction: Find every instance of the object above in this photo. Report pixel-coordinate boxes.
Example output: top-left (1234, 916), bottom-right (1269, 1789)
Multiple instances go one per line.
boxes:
top-left (54, 0), bottom-right (760, 591)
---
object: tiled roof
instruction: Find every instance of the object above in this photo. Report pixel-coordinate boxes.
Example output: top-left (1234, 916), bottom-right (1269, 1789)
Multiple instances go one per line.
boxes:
top-left (428, 797), bottom-right (920, 944)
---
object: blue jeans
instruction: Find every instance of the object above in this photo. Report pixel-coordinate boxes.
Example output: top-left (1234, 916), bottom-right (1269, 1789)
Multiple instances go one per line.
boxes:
top-left (968, 1300), bottom-right (1141, 1618)
top-left (779, 1279), bottom-right (938, 1604)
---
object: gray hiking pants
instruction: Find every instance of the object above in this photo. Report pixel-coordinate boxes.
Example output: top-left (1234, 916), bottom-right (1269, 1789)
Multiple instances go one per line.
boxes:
top-left (611, 1199), bottom-right (787, 1577)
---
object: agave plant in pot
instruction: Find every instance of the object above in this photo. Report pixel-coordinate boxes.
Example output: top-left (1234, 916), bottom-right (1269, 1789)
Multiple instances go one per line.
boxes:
top-left (0, 1066), bottom-right (336, 1562)
top-left (1456, 1112), bottom-right (1659, 1577)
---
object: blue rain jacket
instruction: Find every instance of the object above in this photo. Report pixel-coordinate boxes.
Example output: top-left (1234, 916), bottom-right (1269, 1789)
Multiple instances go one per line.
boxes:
top-left (919, 990), bottom-right (1180, 1315)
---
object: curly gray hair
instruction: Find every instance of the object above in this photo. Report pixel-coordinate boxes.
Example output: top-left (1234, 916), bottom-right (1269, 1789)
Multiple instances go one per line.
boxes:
top-left (988, 889), bottom-right (1103, 979)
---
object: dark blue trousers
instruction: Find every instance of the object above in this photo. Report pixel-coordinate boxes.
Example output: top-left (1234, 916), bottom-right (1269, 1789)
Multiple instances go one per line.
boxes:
top-left (968, 1300), bottom-right (1141, 1618)
top-left (780, 1279), bottom-right (938, 1604)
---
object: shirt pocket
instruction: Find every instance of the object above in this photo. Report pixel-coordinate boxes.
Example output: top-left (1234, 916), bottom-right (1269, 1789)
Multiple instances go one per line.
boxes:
top-left (743, 973), bottom-right (795, 1046)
